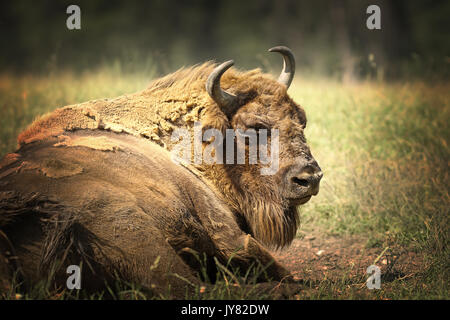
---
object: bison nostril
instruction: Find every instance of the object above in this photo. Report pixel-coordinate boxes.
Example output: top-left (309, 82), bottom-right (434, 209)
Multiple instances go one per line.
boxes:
top-left (292, 177), bottom-right (309, 187)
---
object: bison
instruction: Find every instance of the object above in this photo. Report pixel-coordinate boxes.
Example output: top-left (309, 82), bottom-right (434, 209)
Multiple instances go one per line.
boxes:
top-left (0, 46), bottom-right (322, 298)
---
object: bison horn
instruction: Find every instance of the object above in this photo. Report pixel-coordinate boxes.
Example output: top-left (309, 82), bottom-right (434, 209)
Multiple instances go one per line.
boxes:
top-left (268, 46), bottom-right (296, 88)
top-left (206, 60), bottom-right (238, 118)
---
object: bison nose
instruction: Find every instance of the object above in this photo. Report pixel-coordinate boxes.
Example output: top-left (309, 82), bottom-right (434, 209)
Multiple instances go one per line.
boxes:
top-left (288, 166), bottom-right (323, 196)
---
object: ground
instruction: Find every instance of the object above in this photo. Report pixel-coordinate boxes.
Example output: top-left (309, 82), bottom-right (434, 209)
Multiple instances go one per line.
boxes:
top-left (272, 231), bottom-right (424, 299)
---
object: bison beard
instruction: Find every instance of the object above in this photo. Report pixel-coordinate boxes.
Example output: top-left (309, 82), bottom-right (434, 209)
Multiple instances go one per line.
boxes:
top-left (0, 47), bottom-right (321, 298)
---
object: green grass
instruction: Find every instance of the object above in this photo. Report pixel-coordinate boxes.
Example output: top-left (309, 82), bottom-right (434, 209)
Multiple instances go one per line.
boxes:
top-left (0, 69), bottom-right (448, 299)
top-left (295, 79), bottom-right (449, 299)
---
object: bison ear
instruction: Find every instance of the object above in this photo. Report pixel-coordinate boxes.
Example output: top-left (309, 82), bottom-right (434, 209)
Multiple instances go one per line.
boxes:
top-left (206, 60), bottom-right (239, 119)
top-left (268, 46), bottom-right (296, 89)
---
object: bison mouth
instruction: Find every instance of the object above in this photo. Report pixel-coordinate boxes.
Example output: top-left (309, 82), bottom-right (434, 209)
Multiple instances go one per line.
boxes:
top-left (289, 195), bottom-right (312, 206)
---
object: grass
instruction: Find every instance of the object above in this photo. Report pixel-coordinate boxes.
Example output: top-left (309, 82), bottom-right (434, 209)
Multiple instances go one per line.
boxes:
top-left (0, 68), bottom-right (448, 299)
top-left (1, 254), bottom-right (283, 300)
top-left (295, 78), bottom-right (449, 299)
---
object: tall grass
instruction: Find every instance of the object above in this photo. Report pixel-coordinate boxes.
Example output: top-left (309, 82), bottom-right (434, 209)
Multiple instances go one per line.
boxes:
top-left (0, 68), bottom-right (448, 299)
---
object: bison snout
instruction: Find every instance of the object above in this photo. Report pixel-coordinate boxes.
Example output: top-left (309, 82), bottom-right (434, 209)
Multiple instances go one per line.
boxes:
top-left (291, 170), bottom-right (322, 195)
top-left (284, 163), bottom-right (323, 202)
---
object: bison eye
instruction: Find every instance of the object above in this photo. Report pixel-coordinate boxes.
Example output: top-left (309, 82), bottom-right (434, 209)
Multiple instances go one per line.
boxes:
top-left (251, 123), bottom-right (269, 131)
top-left (250, 124), bottom-right (271, 138)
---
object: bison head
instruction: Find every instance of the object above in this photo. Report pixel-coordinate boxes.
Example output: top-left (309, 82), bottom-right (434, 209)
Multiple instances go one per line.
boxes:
top-left (202, 46), bottom-right (323, 248)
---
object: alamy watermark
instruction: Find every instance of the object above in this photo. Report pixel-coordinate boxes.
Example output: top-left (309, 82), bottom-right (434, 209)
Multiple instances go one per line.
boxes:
top-left (170, 122), bottom-right (279, 175)
top-left (66, 265), bottom-right (81, 289)
top-left (66, 5), bottom-right (81, 30)
top-left (366, 5), bottom-right (381, 30)
top-left (66, 4), bottom-right (381, 31)
top-left (366, 265), bottom-right (381, 289)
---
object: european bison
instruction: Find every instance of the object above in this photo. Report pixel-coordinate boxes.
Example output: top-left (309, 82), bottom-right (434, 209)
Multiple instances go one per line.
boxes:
top-left (0, 46), bottom-right (322, 298)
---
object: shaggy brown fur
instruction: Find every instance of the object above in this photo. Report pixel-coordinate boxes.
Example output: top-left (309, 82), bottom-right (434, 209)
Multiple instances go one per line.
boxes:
top-left (1, 62), bottom-right (319, 296)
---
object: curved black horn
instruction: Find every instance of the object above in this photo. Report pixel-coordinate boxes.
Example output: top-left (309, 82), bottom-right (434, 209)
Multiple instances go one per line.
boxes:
top-left (268, 46), bottom-right (296, 88)
top-left (206, 60), bottom-right (238, 118)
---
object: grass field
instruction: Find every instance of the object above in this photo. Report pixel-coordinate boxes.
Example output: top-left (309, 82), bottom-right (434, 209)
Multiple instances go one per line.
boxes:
top-left (0, 68), bottom-right (448, 299)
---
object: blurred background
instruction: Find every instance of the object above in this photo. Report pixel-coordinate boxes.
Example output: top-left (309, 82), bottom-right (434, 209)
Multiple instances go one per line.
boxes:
top-left (0, 0), bottom-right (449, 80)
